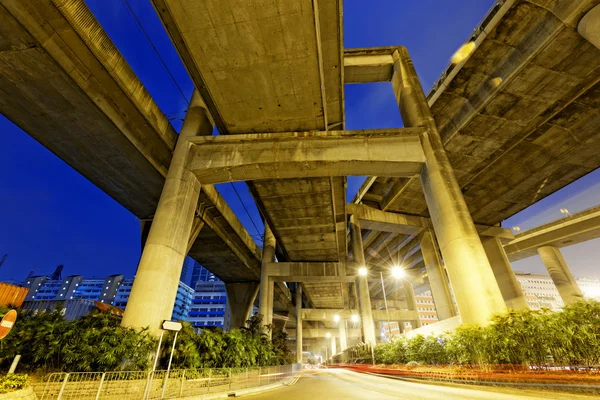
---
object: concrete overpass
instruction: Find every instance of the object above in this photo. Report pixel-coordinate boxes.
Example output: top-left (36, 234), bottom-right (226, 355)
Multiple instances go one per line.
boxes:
top-left (0, 0), bottom-right (292, 321)
top-left (3, 0), bottom-right (600, 365)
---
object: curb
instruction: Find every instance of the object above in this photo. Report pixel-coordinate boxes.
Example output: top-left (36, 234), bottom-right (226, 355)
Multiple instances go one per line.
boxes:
top-left (181, 375), bottom-right (300, 399)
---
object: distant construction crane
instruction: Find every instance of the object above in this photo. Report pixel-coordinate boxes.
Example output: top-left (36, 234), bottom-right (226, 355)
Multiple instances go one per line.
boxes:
top-left (49, 265), bottom-right (63, 280)
top-left (0, 254), bottom-right (7, 270)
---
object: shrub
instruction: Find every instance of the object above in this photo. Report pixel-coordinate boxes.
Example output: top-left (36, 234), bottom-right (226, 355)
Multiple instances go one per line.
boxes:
top-left (0, 374), bottom-right (28, 394)
top-left (374, 300), bottom-right (600, 368)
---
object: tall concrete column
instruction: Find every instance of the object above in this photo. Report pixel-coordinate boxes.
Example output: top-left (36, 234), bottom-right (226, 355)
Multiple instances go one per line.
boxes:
top-left (391, 47), bottom-right (506, 325)
top-left (224, 282), bottom-right (260, 330)
top-left (482, 237), bottom-right (529, 310)
top-left (331, 336), bottom-right (337, 357)
top-left (259, 224), bottom-right (276, 337)
top-left (122, 90), bottom-right (211, 334)
top-left (538, 246), bottom-right (583, 305)
top-left (338, 320), bottom-right (347, 352)
top-left (402, 281), bottom-right (421, 329)
top-left (419, 230), bottom-right (456, 320)
top-left (349, 215), bottom-right (377, 345)
top-left (295, 286), bottom-right (303, 364)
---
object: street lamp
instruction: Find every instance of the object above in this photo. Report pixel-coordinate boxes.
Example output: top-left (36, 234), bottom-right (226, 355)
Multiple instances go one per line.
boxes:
top-left (351, 314), bottom-right (360, 323)
top-left (560, 208), bottom-right (570, 217)
top-left (325, 332), bottom-right (331, 338)
top-left (333, 314), bottom-right (340, 322)
top-left (391, 266), bottom-right (406, 279)
top-left (358, 267), bottom-right (368, 276)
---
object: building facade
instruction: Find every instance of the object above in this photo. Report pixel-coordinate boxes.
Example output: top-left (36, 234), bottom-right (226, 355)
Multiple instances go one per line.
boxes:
top-left (23, 274), bottom-right (194, 321)
top-left (411, 272), bottom-right (600, 327)
top-left (188, 280), bottom-right (227, 331)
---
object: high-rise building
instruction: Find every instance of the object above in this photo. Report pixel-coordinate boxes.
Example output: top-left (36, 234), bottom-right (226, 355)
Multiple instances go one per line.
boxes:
top-left (22, 274), bottom-right (194, 321)
top-left (188, 258), bottom-right (217, 288)
top-left (188, 281), bottom-right (227, 332)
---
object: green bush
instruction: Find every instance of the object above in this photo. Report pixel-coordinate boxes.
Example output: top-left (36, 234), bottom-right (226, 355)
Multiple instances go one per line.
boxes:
top-left (374, 300), bottom-right (600, 368)
top-left (0, 374), bottom-right (28, 394)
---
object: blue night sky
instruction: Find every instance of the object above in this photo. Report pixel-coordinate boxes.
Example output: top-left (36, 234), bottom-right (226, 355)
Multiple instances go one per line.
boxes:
top-left (1, 0), bottom-right (599, 282)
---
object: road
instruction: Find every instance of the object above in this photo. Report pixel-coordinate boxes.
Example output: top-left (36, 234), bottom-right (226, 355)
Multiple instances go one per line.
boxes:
top-left (243, 369), bottom-right (596, 399)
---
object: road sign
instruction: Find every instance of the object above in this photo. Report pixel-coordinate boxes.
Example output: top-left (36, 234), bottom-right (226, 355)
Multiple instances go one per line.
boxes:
top-left (0, 309), bottom-right (17, 340)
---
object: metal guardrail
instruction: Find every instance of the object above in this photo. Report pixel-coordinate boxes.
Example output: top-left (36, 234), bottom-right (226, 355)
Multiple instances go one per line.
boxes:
top-left (36, 365), bottom-right (297, 400)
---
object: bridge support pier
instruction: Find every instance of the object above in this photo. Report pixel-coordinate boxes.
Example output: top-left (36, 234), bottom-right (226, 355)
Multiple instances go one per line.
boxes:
top-left (338, 320), bottom-right (347, 352)
top-left (122, 91), bottom-right (211, 334)
top-left (482, 237), bottom-right (529, 310)
top-left (224, 283), bottom-right (260, 330)
top-left (259, 224), bottom-right (276, 338)
top-left (402, 281), bottom-right (421, 329)
top-left (330, 336), bottom-right (337, 358)
top-left (420, 230), bottom-right (456, 320)
top-left (538, 246), bottom-right (583, 305)
top-left (392, 47), bottom-right (506, 325)
top-left (296, 286), bottom-right (303, 364)
top-left (350, 215), bottom-right (377, 346)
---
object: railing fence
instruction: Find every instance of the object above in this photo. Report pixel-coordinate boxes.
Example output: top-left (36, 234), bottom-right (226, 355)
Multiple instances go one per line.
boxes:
top-left (37, 365), bottom-right (298, 400)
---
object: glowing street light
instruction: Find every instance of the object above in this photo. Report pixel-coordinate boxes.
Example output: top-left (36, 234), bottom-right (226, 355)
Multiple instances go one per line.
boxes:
top-left (333, 314), bottom-right (340, 322)
top-left (358, 267), bottom-right (368, 276)
top-left (351, 314), bottom-right (360, 323)
top-left (325, 332), bottom-right (331, 338)
top-left (512, 226), bottom-right (521, 234)
top-left (560, 208), bottom-right (570, 216)
top-left (391, 266), bottom-right (406, 279)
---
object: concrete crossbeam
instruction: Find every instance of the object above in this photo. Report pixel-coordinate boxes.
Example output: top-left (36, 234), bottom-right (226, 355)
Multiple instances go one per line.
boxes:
top-left (300, 308), bottom-right (418, 322)
top-left (265, 262), bottom-right (350, 283)
top-left (348, 203), bottom-right (514, 240)
top-left (286, 328), bottom-right (362, 339)
top-left (187, 129), bottom-right (426, 184)
top-left (343, 47), bottom-right (397, 83)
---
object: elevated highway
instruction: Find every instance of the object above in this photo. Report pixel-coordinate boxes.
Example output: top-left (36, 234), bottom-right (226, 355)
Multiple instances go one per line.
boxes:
top-left (0, 0), bottom-right (295, 312)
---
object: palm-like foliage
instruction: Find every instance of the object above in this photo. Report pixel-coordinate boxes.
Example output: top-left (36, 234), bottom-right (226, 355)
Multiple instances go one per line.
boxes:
top-left (373, 300), bottom-right (600, 368)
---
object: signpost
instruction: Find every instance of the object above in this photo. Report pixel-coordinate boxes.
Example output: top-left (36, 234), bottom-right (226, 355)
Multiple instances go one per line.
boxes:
top-left (0, 309), bottom-right (17, 340)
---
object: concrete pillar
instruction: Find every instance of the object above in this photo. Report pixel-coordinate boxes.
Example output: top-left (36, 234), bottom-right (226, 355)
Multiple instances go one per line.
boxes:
top-left (482, 237), bottom-right (529, 310)
top-left (338, 320), bottom-right (347, 352)
top-left (224, 283), bottom-right (260, 330)
top-left (331, 336), bottom-right (337, 357)
top-left (259, 224), bottom-right (276, 338)
top-left (538, 246), bottom-right (584, 305)
top-left (122, 90), bottom-right (211, 334)
top-left (419, 230), bottom-right (456, 320)
top-left (402, 281), bottom-right (421, 329)
top-left (349, 215), bottom-right (377, 345)
top-left (295, 286), bottom-right (303, 364)
top-left (391, 47), bottom-right (506, 325)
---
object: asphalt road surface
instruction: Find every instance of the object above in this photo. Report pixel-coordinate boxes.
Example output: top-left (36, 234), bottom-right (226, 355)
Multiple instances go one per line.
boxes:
top-left (242, 369), bottom-right (597, 399)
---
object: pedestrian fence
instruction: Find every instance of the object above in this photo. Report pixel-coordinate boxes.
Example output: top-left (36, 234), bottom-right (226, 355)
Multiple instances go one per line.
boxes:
top-left (35, 365), bottom-right (299, 400)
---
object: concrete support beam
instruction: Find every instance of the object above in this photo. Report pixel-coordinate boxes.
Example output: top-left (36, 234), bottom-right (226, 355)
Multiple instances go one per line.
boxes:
top-left (346, 203), bottom-right (427, 235)
top-left (402, 281), bottom-right (421, 328)
top-left (296, 287), bottom-right (302, 363)
top-left (420, 230), bottom-right (456, 320)
top-left (348, 203), bottom-right (513, 240)
top-left (350, 215), bottom-right (377, 345)
top-left (343, 47), bottom-right (396, 83)
top-left (264, 262), bottom-right (352, 282)
top-left (122, 90), bottom-right (211, 334)
top-left (286, 328), bottom-right (362, 339)
top-left (224, 282), bottom-right (260, 330)
top-left (579, 5), bottom-right (600, 50)
top-left (537, 246), bottom-right (584, 305)
top-left (259, 224), bottom-right (276, 337)
top-left (338, 321), bottom-right (347, 352)
top-left (186, 217), bottom-right (205, 254)
top-left (392, 47), bottom-right (506, 325)
top-left (482, 237), bottom-right (528, 310)
top-left (188, 129), bottom-right (426, 184)
top-left (300, 308), bottom-right (418, 322)
top-left (331, 336), bottom-right (337, 356)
